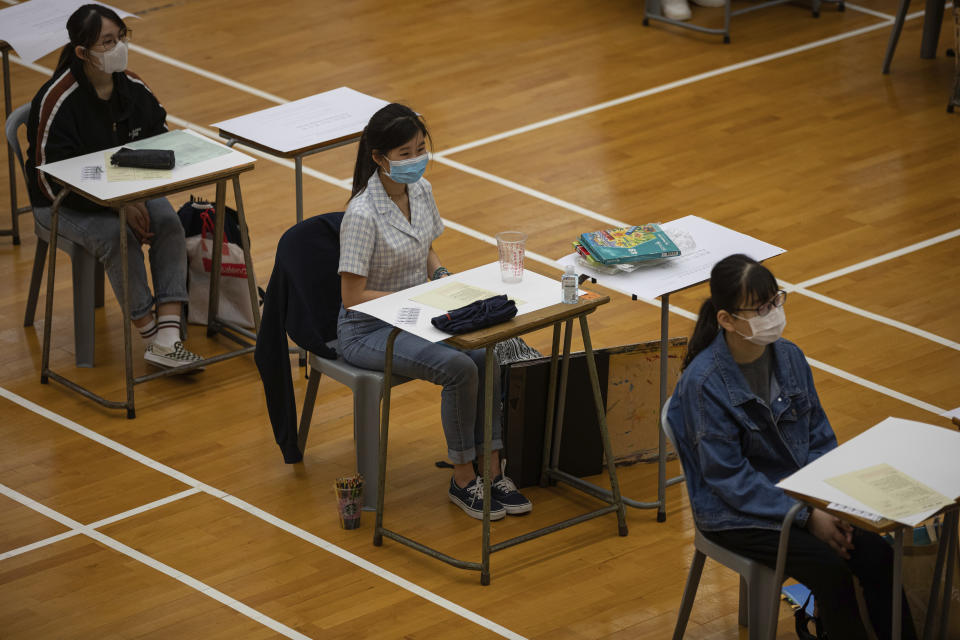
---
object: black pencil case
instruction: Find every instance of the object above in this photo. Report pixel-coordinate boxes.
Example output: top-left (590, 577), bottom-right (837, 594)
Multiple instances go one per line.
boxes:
top-left (110, 147), bottom-right (175, 170)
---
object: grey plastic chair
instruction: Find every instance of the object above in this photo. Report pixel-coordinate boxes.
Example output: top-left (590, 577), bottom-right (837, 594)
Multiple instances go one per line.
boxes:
top-left (300, 342), bottom-right (410, 510)
top-left (6, 103), bottom-right (105, 367)
top-left (661, 397), bottom-right (802, 640)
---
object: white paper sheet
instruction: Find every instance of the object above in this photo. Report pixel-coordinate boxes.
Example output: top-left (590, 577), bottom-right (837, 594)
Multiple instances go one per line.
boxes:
top-left (212, 88), bottom-right (389, 153)
top-left (777, 417), bottom-right (960, 527)
top-left (38, 129), bottom-right (254, 203)
top-left (558, 215), bottom-right (785, 300)
top-left (350, 263), bottom-right (564, 343)
top-left (0, 0), bottom-right (137, 63)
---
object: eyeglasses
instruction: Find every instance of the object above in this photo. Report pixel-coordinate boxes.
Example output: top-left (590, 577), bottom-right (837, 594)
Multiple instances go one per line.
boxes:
top-left (735, 290), bottom-right (787, 317)
top-left (92, 29), bottom-right (132, 51)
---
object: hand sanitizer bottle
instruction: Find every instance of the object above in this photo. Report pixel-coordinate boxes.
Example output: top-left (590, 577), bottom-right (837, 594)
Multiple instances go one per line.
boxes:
top-left (561, 265), bottom-right (578, 304)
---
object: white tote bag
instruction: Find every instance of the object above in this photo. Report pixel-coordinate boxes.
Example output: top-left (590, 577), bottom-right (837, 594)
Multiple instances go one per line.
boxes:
top-left (185, 211), bottom-right (255, 328)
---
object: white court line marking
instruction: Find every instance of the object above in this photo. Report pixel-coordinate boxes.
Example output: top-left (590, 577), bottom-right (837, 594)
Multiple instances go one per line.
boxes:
top-left (434, 156), bottom-right (625, 228)
top-left (782, 282), bottom-right (960, 351)
top-left (0, 483), bottom-right (312, 640)
top-left (0, 487), bottom-right (200, 560)
top-left (797, 228), bottom-right (960, 288)
top-left (0, 388), bottom-right (528, 640)
top-left (433, 20), bottom-right (899, 158)
top-left (0, 530), bottom-right (80, 561)
top-left (843, 3), bottom-right (896, 21)
top-left (804, 358), bottom-right (947, 415)
top-left (129, 44), bottom-right (287, 105)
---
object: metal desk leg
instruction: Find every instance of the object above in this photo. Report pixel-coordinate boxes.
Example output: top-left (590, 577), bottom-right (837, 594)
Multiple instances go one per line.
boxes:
top-left (894, 528), bottom-right (904, 639)
top-left (481, 345), bottom-right (494, 585)
top-left (539, 324), bottom-right (562, 488)
top-left (374, 327), bottom-right (402, 547)
top-left (3, 46), bottom-right (21, 245)
top-left (295, 155), bottom-right (304, 224)
top-left (920, 0), bottom-right (946, 58)
top-left (938, 510), bottom-right (958, 639)
top-left (883, 0), bottom-right (913, 73)
top-left (207, 181), bottom-right (227, 336)
top-left (657, 294), bottom-right (669, 522)
top-left (549, 320), bottom-right (575, 473)
top-left (118, 205), bottom-right (135, 419)
top-left (579, 315), bottom-right (628, 536)
top-left (231, 175), bottom-right (260, 332)
top-left (40, 191), bottom-right (69, 383)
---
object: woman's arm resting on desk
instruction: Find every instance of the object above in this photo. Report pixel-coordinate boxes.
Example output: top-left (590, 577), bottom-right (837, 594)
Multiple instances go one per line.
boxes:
top-left (340, 272), bottom-right (394, 308)
top-left (427, 246), bottom-right (448, 279)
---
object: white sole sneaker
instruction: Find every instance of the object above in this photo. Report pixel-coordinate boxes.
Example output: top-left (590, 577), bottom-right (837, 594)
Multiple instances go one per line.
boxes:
top-left (144, 342), bottom-right (205, 371)
top-left (662, 0), bottom-right (693, 20)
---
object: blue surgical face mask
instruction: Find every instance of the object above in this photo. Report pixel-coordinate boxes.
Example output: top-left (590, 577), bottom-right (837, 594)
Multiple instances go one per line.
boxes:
top-left (385, 153), bottom-right (429, 184)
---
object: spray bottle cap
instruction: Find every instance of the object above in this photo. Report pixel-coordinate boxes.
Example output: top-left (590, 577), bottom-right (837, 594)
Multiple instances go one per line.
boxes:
top-left (565, 264), bottom-right (575, 275)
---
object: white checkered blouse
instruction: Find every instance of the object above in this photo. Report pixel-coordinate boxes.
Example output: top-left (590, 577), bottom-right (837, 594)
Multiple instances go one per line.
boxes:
top-left (338, 172), bottom-right (444, 292)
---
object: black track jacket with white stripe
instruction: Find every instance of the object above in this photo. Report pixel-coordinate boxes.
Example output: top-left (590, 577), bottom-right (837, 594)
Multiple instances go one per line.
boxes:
top-left (26, 58), bottom-right (167, 212)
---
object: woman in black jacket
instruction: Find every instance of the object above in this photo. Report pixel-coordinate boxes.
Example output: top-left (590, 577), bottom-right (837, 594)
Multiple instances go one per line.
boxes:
top-left (26, 4), bottom-right (201, 369)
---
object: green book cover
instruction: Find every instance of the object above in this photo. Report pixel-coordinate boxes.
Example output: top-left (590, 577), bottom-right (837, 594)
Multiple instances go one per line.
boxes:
top-left (578, 224), bottom-right (680, 265)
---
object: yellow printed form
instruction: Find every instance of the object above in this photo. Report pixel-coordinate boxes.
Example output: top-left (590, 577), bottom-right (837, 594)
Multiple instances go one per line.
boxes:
top-left (826, 463), bottom-right (954, 524)
top-left (412, 282), bottom-right (522, 311)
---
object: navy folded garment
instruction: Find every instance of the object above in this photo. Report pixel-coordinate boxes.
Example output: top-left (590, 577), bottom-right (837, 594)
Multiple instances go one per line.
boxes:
top-left (431, 294), bottom-right (518, 334)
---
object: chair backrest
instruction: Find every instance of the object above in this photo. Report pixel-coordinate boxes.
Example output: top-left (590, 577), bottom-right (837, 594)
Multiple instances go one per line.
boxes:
top-left (271, 211), bottom-right (345, 355)
top-left (659, 396), bottom-right (677, 450)
top-left (5, 103), bottom-right (31, 182)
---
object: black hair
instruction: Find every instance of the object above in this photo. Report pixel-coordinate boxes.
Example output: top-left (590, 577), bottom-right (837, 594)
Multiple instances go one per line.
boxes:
top-left (54, 4), bottom-right (127, 76)
top-left (681, 253), bottom-right (779, 370)
top-left (349, 103), bottom-right (430, 201)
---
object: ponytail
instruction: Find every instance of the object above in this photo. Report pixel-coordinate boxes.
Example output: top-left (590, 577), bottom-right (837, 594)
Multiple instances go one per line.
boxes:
top-left (682, 298), bottom-right (720, 370)
top-left (349, 128), bottom-right (379, 201)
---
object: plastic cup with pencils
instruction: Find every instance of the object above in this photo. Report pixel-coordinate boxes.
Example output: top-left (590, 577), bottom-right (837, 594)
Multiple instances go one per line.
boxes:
top-left (334, 474), bottom-right (364, 530)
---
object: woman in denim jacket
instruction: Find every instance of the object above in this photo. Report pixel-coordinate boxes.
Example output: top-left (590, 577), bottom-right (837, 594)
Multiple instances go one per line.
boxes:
top-left (667, 254), bottom-right (915, 639)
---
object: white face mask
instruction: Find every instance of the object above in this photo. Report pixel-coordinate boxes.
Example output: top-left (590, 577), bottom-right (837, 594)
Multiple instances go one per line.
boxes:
top-left (89, 40), bottom-right (128, 74)
top-left (734, 305), bottom-right (786, 345)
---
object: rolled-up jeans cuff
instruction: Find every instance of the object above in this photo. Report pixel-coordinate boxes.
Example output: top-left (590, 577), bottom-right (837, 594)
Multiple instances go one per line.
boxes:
top-left (448, 439), bottom-right (503, 465)
top-left (155, 294), bottom-right (188, 307)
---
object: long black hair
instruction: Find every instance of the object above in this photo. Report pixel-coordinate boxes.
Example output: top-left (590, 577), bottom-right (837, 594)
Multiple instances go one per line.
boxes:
top-left (349, 103), bottom-right (430, 201)
top-left (54, 4), bottom-right (127, 76)
top-left (681, 254), bottom-right (779, 370)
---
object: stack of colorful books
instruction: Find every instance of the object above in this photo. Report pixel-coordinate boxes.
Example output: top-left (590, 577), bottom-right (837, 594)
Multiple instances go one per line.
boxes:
top-left (573, 224), bottom-right (681, 269)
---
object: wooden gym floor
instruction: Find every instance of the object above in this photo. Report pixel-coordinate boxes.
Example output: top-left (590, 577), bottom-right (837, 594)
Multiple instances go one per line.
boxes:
top-left (1, 0), bottom-right (958, 637)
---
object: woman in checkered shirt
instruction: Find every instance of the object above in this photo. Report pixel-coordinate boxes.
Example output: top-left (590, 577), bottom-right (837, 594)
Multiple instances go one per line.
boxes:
top-left (337, 104), bottom-right (531, 521)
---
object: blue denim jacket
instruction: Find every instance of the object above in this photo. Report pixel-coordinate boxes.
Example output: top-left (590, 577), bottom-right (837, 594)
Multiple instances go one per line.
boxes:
top-left (667, 332), bottom-right (837, 532)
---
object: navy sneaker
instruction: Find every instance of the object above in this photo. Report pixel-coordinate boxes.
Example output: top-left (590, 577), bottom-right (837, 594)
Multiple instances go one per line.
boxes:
top-left (449, 477), bottom-right (506, 521)
top-left (491, 473), bottom-right (532, 515)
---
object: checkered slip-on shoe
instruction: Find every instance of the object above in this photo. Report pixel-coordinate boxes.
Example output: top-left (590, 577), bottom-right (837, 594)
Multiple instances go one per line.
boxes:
top-left (144, 341), bottom-right (205, 371)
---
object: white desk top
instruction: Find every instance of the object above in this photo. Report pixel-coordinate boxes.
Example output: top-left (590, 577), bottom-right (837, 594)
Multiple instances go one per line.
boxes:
top-left (350, 262), bottom-right (566, 343)
top-left (0, 0), bottom-right (136, 63)
top-left (557, 215), bottom-right (785, 300)
top-left (38, 129), bottom-right (255, 205)
top-left (777, 417), bottom-right (960, 527)
top-left (212, 87), bottom-right (389, 157)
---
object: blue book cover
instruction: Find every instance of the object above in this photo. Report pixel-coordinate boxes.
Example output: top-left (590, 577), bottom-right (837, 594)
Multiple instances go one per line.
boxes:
top-left (578, 223), bottom-right (680, 265)
top-left (782, 583), bottom-right (815, 616)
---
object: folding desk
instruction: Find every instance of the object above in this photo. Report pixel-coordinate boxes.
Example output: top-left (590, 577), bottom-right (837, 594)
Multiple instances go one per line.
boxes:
top-left (213, 87), bottom-right (388, 224)
top-left (37, 130), bottom-right (257, 418)
top-left (351, 263), bottom-right (628, 585)
top-left (778, 417), bottom-right (960, 639)
top-left (557, 215), bottom-right (785, 521)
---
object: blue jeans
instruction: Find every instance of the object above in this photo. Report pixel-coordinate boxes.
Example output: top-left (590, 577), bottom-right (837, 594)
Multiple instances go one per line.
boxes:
top-left (34, 198), bottom-right (188, 321)
top-left (338, 307), bottom-right (503, 464)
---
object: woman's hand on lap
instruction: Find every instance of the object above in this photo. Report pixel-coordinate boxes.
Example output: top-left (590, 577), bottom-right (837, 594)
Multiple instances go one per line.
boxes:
top-left (807, 508), bottom-right (855, 559)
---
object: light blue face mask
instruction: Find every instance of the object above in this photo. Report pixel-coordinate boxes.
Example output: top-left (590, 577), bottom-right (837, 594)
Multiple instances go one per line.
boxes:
top-left (386, 153), bottom-right (429, 184)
